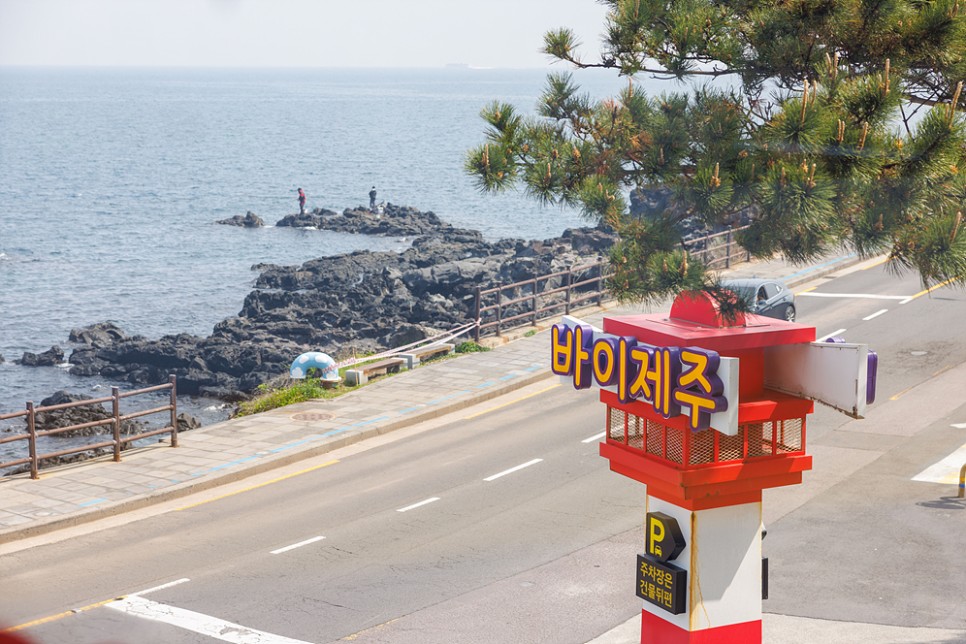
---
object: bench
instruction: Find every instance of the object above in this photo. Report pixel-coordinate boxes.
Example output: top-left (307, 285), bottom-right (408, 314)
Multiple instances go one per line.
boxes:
top-left (319, 376), bottom-right (342, 390)
top-left (344, 357), bottom-right (407, 386)
top-left (398, 343), bottom-right (455, 370)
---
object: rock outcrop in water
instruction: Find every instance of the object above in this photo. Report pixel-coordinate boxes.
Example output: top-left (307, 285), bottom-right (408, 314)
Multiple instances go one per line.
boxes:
top-left (276, 203), bottom-right (455, 238)
top-left (58, 205), bottom-right (616, 401)
top-left (20, 346), bottom-right (65, 366)
top-left (216, 211), bottom-right (265, 228)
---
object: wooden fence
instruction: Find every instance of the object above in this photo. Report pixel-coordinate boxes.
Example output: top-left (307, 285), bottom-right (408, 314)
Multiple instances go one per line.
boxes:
top-left (0, 376), bottom-right (178, 479)
top-left (472, 226), bottom-right (751, 340)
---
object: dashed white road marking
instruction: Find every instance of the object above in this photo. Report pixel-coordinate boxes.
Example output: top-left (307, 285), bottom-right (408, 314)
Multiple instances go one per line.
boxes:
top-left (270, 535), bottom-right (325, 555)
top-left (132, 578), bottom-right (191, 596)
top-left (397, 497), bottom-right (441, 512)
top-left (952, 423), bottom-right (966, 429)
top-left (582, 431), bottom-right (606, 443)
top-left (911, 443), bottom-right (966, 485)
top-left (108, 595), bottom-right (311, 643)
top-left (816, 328), bottom-right (847, 342)
top-left (862, 309), bottom-right (889, 321)
top-left (797, 292), bottom-right (910, 300)
top-left (484, 458), bottom-right (543, 482)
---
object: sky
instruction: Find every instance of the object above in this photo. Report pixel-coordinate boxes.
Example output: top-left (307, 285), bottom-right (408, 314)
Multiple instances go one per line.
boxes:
top-left (0, 0), bottom-right (611, 68)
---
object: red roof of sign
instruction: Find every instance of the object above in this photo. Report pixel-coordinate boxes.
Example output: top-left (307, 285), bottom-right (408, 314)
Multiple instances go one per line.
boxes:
top-left (603, 290), bottom-right (815, 351)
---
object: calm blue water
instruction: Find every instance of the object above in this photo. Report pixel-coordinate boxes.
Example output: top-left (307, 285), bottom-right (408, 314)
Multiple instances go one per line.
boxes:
top-left (0, 67), bottom-right (629, 433)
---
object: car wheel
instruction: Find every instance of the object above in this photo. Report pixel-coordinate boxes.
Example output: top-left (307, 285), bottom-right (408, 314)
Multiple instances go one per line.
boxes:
top-left (783, 304), bottom-right (796, 322)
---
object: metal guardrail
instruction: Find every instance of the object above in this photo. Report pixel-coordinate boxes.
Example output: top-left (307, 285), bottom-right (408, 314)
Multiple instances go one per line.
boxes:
top-left (0, 375), bottom-right (178, 479)
top-left (473, 261), bottom-right (611, 341)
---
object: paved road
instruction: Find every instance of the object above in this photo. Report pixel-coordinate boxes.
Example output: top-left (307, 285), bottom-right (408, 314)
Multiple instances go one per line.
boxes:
top-left (2, 255), bottom-right (965, 643)
top-left (2, 381), bottom-right (644, 643)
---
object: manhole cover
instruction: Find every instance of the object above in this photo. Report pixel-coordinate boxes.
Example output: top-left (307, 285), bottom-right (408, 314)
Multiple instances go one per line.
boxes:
top-left (291, 412), bottom-right (334, 422)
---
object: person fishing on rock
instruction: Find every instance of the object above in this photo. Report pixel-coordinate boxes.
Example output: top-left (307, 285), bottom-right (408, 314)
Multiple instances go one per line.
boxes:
top-left (297, 187), bottom-right (306, 215)
top-left (369, 186), bottom-right (377, 210)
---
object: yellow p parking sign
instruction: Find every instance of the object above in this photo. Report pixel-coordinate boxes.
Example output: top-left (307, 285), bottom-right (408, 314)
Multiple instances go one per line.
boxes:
top-left (645, 512), bottom-right (685, 563)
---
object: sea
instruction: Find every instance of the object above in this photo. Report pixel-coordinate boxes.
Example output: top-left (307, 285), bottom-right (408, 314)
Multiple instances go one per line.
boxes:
top-left (0, 66), bottom-right (636, 461)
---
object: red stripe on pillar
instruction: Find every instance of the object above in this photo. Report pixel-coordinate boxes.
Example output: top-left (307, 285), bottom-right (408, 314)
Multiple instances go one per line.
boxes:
top-left (641, 610), bottom-right (761, 643)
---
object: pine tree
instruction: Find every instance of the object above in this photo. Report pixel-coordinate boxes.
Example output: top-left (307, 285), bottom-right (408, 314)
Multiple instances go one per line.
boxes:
top-left (466, 0), bottom-right (966, 303)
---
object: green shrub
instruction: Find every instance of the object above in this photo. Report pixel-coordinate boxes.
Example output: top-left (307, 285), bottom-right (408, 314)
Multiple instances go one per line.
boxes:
top-left (455, 341), bottom-right (489, 353)
top-left (234, 379), bottom-right (340, 417)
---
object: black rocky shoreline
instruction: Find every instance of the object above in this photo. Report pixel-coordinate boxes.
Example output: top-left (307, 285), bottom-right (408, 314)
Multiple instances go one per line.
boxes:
top-left (19, 203), bottom-right (618, 406)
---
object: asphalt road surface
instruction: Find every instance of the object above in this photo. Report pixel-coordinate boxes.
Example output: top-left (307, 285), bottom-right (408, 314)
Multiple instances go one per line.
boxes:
top-left (2, 259), bottom-right (964, 643)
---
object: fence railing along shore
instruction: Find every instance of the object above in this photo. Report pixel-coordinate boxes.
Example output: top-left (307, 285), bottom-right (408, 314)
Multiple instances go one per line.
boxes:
top-left (0, 375), bottom-right (178, 479)
top-left (473, 225), bottom-right (751, 340)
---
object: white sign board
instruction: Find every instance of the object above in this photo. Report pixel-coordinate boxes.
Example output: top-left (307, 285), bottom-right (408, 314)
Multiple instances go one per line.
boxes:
top-left (763, 341), bottom-right (869, 418)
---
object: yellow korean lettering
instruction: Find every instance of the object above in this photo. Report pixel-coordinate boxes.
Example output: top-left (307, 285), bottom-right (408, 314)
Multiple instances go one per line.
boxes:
top-left (679, 349), bottom-right (712, 393)
top-left (673, 389), bottom-right (720, 429)
top-left (550, 324), bottom-right (574, 376)
top-left (573, 325), bottom-right (592, 389)
top-left (592, 337), bottom-right (617, 385)
top-left (629, 345), bottom-right (653, 402)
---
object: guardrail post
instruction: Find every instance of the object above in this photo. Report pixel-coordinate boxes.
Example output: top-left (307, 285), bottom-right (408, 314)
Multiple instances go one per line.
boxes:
top-left (112, 386), bottom-right (122, 462)
top-left (597, 262), bottom-right (604, 307)
top-left (496, 287), bottom-right (503, 337)
top-left (565, 269), bottom-right (572, 314)
top-left (27, 401), bottom-right (38, 479)
top-left (531, 278), bottom-right (538, 326)
top-left (474, 287), bottom-right (481, 343)
top-left (169, 374), bottom-right (179, 448)
top-left (725, 229), bottom-right (733, 269)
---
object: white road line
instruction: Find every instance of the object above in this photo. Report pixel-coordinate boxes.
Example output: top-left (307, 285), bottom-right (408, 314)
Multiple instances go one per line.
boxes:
top-left (816, 328), bottom-right (847, 342)
top-left (797, 292), bottom-right (910, 300)
top-left (952, 423), bottom-right (966, 429)
top-left (582, 431), bottom-right (606, 443)
top-left (270, 536), bottom-right (325, 555)
top-left (911, 443), bottom-right (966, 484)
top-left (131, 578), bottom-right (191, 596)
top-left (862, 309), bottom-right (889, 321)
top-left (484, 458), bottom-right (543, 482)
top-left (397, 497), bottom-right (441, 512)
top-left (108, 595), bottom-right (311, 643)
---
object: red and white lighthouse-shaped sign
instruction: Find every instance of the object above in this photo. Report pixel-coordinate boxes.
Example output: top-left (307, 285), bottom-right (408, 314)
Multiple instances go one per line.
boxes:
top-left (552, 291), bottom-right (875, 644)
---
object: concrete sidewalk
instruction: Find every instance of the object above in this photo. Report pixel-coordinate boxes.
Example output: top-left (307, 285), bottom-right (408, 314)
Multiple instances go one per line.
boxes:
top-left (1, 250), bottom-right (898, 642)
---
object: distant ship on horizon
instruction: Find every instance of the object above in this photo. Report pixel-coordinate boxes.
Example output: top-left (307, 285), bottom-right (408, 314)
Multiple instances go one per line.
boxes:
top-left (444, 62), bottom-right (494, 70)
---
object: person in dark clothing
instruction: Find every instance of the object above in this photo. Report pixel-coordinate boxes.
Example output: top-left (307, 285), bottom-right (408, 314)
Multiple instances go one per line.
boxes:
top-left (369, 186), bottom-right (377, 210)
top-left (298, 187), bottom-right (306, 215)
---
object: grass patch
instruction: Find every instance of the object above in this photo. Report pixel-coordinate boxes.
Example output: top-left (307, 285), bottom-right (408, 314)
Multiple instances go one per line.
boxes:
top-left (455, 341), bottom-right (489, 353)
top-left (233, 378), bottom-right (347, 417)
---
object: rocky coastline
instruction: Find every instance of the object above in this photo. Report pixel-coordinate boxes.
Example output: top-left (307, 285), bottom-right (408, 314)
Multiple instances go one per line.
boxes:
top-left (19, 204), bottom-right (617, 404)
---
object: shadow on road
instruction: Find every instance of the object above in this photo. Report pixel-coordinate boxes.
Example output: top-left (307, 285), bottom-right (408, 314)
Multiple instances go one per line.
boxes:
top-left (916, 495), bottom-right (966, 511)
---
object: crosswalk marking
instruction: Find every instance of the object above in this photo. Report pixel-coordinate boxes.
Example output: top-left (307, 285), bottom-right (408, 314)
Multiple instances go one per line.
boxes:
top-left (108, 595), bottom-right (311, 643)
top-left (911, 442), bottom-right (966, 485)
